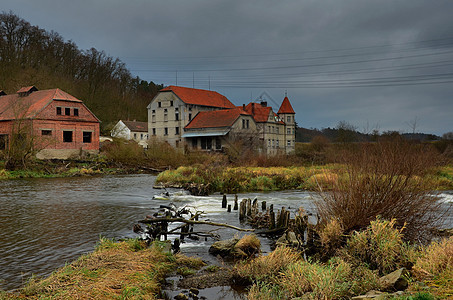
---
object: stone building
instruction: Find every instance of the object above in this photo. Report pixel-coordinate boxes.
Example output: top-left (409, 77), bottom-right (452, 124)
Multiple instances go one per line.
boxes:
top-left (111, 120), bottom-right (148, 148)
top-left (0, 86), bottom-right (100, 159)
top-left (147, 86), bottom-right (296, 154)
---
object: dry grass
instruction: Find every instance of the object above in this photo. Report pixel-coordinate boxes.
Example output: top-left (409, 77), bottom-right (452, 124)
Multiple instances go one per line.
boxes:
top-left (234, 234), bottom-right (261, 258)
top-left (5, 238), bottom-right (204, 300)
top-left (233, 246), bottom-right (301, 282)
top-left (318, 218), bottom-right (345, 257)
top-left (415, 236), bottom-right (453, 277)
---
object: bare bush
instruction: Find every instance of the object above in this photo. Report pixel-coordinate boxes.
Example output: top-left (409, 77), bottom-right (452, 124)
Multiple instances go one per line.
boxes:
top-left (315, 137), bottom-right (445, 242)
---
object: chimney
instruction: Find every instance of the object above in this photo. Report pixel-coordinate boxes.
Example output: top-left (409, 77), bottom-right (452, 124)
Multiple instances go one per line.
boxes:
top-left (242, 104), bottom-right (245, 110)
top-left (260, 101), bottom-right (267, 107)
top-left (251, 103), bottom-right (255, 114)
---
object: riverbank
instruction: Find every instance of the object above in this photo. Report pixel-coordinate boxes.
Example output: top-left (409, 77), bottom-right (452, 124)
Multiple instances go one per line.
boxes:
top-left (0, 159), bottom-right (162, 180)
top-left (1, 224), bottom-right (452, 299)
top-left (156, 164), bottom-right (453, 194)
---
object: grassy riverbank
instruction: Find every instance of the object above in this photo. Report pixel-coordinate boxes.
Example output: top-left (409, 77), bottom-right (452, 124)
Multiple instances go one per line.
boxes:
top-left (1, 223), bottom-right (451, 299)
top-left (156, 164), bottom-right (453, 193)
top-left (1, 237), bottom-right (205, 299)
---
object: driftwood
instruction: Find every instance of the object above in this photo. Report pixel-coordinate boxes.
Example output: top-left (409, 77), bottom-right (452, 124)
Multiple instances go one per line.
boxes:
top-left (139, 217), bottom-right (254, 232)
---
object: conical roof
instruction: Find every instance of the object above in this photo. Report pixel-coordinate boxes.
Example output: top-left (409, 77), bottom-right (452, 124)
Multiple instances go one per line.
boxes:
top-left (277, 96), bottom-right (295, 114)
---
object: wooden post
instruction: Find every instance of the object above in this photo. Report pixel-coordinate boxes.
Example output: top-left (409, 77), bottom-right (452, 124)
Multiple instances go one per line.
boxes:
top-left (222, 194), bottom-right (227, 208)
top-left (246, 198), bottom-right (252, 217)
top-left (227, 204), bottom-right (231, 212)
top-left (262, 201), bottom-right (266, 211)
top-left (269, 212), bottom-right (275, 229)
top-left (234, 195), bottom-right (238, 210)
top-left (252, 199), bottom-right (258, 218)
top-left (239, 199), bottom-right (247, 221)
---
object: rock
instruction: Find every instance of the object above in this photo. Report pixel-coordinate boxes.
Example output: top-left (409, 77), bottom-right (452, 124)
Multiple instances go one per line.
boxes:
top-left (379, 268), bottom-right (409, 292)
top-left (174, 292), bottom-right (189, 300)
top-left (189, 288), bottom-right (199, 295)
top-left (208, 238), bottom-right (240, 257)
top-left (352, 290), bottom-right (385, 299)
top-left (275, 231), bottom-right (300, 248)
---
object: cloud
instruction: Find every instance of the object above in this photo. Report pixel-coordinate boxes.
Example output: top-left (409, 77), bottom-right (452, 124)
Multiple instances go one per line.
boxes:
top-left (2, 0), bottom-right (452, 135)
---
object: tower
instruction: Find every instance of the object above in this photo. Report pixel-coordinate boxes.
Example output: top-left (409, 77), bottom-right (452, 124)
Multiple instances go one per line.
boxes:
top-left (277, 96), bottom-right (296, 153)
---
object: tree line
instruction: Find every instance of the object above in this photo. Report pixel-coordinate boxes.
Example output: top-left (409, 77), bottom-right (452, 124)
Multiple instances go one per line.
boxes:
top-left (0, 12), bottom-right (163, 132)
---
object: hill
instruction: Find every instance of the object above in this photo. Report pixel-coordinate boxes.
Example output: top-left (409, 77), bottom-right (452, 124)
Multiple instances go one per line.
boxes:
top-left (0, 12), bottom-right (162, 133)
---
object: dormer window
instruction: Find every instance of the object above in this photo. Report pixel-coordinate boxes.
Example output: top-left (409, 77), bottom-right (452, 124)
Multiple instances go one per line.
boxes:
top-left (74, 108), bottom-right (79, 116)
top-left (56, 107), bottom-right (62, 115)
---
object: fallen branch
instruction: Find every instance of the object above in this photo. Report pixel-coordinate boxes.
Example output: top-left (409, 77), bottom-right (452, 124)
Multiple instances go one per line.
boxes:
top-left (139, 217), bottom-right (255, 232)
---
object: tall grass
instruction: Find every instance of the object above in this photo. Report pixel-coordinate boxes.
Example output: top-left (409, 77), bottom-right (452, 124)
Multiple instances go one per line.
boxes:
top-left (315, 137), bottom-right (445, 242)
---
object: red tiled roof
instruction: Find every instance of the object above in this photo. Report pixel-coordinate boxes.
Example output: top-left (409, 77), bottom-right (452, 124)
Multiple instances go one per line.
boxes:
top-left (122, 120), bottom-right (148, 132)
top-left (243, 103), bottom-right (272, 123)
top-left (161, 86), bottom-right (236, 108)
top-left (16, 86), bottom-right (38, 94)
top-left (185, 108), bottom-right (249, 129)
top-left (0, 88), bottom-right (85, 121)
top-left (278, 96), bottom-right (295, 114)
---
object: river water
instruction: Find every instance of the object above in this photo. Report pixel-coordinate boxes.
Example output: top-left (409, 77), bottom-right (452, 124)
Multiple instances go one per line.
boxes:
top-left (0, 174), bottom-right (452, 294)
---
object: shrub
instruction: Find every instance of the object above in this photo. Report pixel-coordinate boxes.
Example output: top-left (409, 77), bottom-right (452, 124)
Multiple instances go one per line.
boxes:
top-left (339, 218), bottom-right (416, 275)
top-left (415, 236), bottom-right (453, 277)
top-left (102, 138), bottom-right (146, 165)
top-left (315, 138), bottom-right (445, 241)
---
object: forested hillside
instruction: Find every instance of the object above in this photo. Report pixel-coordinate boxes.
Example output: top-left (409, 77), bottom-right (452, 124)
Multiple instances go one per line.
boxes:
top-left (0, 12), bottom-right (162, 132)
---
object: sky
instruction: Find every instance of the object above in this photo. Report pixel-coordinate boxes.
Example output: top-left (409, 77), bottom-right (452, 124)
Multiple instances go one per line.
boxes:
top-left (2, 0), bottom-right (453, 136)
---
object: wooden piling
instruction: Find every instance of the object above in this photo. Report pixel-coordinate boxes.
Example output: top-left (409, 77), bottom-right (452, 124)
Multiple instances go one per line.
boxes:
top-left (246, 198), bottom-right (252, 217)
top-left (262, 201), bottom-right (266, 211)
top-left (222, 194), bottom-right (227, 208)
top-left (234, 195), bottom-right (238, 210)
top-left (239, 199), bottom-right (247, 221)
top-left (227, 204), bottom-right (231, 212)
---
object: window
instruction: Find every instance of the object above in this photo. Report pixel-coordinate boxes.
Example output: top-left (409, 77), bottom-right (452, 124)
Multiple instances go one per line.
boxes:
top-left (63, 131), bottom-right (73, 143)
top-left (65, 107), bottom-right (70, 115)
top-left (192, 138), bottom-right (197, 149)
top-left (268, 139), bottom-right (271, 147)
top-left (56, 107), bottom-right (62, 115)
top-left (242, 119), bottom-right (246, 129)
top-left (158, 102), bottom-right (161, 108)
top-left (152, 110), bottom-right (156, 123)
top-left (152, 128), bottom-right (156, 135)
top-left (175, 127), bottom-right (179, 135)
top-left (140, 133), bottom-right (144, 140)
top-left (83, 131), bottom-right (92, 143)
top-left (188, 113), bottom-right (192, 121)
top-left (276, 140), bottom-right (279, 148)
top-left (134, 133), bottom-right (137, 139)
top-left (170, 101), bottom-right (173, 106)
top-left (287, 128), bottom-right (291, 134)
top-left (164, 109), bottom-right (168, 122)
top-left (74, 108), bottom-right (79, 116)
top-left (246, 120), bottom-right (249, 129)
top-left (41, 130), bottom-right (52, 136)
top-left (292, 128), bottom-right (295, 134)
top-left (276, 127), bottom-right (279, 134)
top-left (164, 127), bottom-right (168, 136)
top-left (0, 134), bottom-right (8, 150)
top-left (287, 116), bottom-right (291, 123)
top-left (216, 138), bottom-right (221, 150)
top-left (287, 140), bottom-right (291, 146)
top-left (175, 112), bottom-right (179, 121)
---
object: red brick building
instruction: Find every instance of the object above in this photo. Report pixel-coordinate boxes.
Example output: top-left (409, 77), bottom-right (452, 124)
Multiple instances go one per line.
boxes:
top-left (0, 86), bottom-right (100, 159)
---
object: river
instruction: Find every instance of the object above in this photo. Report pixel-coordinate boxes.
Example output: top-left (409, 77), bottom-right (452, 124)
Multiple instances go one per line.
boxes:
top-left (0, 174), bottom-right (452, 294)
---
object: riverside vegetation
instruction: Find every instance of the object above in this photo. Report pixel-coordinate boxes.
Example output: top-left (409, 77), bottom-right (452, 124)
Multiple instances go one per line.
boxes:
top-left (1, 137), bottom-right (453, 299)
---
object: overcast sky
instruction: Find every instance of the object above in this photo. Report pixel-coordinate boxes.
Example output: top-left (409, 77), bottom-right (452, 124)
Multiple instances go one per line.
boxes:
top-left (2, 0), bottom-right (453, 135)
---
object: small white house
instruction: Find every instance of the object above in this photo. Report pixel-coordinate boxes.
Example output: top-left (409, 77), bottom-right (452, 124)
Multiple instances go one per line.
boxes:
top-left (111, 120), bottom-right (148, 148)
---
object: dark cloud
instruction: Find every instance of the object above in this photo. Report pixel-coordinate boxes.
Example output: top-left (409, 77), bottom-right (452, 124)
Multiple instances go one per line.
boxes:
top-left (2, 0), bottom-right (452, 135)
